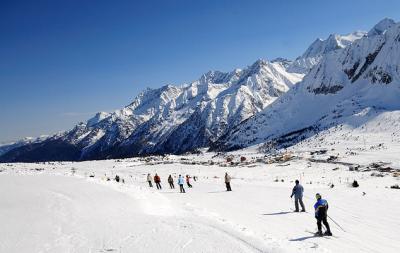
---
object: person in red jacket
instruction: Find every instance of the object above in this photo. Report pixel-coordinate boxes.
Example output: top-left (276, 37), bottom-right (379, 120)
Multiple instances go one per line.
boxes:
top-left (154, 173), bottom-right (162, 190)
top-left (186, 175), bottom-right (193, 188)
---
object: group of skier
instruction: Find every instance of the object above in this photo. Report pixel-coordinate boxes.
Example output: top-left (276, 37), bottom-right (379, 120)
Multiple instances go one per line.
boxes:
top-left (146, 172), bottom-right (233, 193)
top-left (147, 173), bottom-right (196, 193)
top-left (145, 173), bottom-right (331, 236)
top-left (290, 180), bottom-right (332, 236)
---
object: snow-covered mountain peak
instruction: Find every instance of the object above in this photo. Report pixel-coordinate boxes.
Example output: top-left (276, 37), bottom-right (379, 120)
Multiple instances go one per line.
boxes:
top-left (368, 18), bottom-right (396, 36)
top-left (304, 20), bottom-right (400, 95)
top-left (271, 58), bottom-right (292, 68)
top-left (87, 112), bottom-right (110, 127)
top-left (333, 31), bottom-right (367, 47)
top-left (289, 30), bottom-right (366, 74)
top-left (200, 70), bottom-right (240, 84)
top-left (302, 31), bottom-right (366, 59)
top-left (126, 84), bottom-right (182, 115)
top-left (249, 59), bottom-right (269, 71)
top-left (340, 30), bottom-right (367, 42)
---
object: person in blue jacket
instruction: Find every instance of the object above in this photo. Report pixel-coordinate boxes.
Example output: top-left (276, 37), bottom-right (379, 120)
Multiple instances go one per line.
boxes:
top-left (290, 180), bottom-right (305, 212)
top-left (177, 175), bottom-right (186, 193)
top-left (314, 193), bottom-right (332, 236)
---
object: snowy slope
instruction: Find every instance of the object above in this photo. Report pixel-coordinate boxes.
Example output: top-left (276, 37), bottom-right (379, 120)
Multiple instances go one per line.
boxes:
top-left (0, 59), bottom-right (302, 162)
top-left (0, 173), bottom-right (271, 253)
top-left (213, 18), bottom-right (400, 152)
top-left (1, 150), bottom-right (399, 253)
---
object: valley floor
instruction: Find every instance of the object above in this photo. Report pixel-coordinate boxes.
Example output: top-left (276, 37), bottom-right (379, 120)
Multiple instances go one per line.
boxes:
top-left (0, 152), bottom-right (399, 253)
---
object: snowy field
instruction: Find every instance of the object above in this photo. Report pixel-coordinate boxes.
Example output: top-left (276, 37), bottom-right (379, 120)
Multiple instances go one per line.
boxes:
top-left (1, 147), bottom-right (399, 253)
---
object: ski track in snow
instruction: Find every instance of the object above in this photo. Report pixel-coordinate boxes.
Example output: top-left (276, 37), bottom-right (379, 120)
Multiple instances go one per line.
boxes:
top-left (0, 173), bottom-right (269, 253)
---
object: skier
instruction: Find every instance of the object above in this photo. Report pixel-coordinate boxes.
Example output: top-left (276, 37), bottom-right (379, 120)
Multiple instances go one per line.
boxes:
top-left (178, 174), bottom-right (185, 193)
top-left (186, 175), bottom-right (193, 188)
top-left (154, 173), bottom-right (162, 190)
top-left (147, 173), bottom-right (153, 187)
top-left (314, 193), bottom-right (332, 236)
top-left (115, 174), bottom-right (120, 183)
top-left (168, 175), bottom-right (175, 189)
top-left (225, 172), bottom-right (232, 191)
top-left (290, 180), bottom-right (305, 212)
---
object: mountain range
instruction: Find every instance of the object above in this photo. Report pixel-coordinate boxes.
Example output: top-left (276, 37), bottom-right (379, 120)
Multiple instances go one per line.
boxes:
top-left (1, 18), bottom-right (398, 162)
top-left (212, 18), bottom-right (400, 151)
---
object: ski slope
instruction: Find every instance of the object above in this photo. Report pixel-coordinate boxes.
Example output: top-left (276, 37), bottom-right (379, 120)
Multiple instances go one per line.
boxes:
top-left (0, 174), bottom-right (270, 253)
top-left (1, 152), bottom-right (399, 253)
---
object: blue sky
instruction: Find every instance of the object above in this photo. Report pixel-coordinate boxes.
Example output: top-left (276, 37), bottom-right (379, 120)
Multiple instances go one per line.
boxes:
top-left (1, 0), bottom-right (400, 143)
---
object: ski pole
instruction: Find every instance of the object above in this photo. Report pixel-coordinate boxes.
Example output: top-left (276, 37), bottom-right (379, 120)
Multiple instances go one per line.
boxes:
top-left (328, 215), bottom-right (346, 232)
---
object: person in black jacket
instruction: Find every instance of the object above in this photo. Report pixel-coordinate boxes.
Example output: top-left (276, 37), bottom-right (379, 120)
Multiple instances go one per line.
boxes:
top-left (168, 175), bottom-right (174, 189)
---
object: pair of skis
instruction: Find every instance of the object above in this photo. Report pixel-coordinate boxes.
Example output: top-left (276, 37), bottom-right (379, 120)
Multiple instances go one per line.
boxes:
top-left (305, 230), bottom-right (338, 238)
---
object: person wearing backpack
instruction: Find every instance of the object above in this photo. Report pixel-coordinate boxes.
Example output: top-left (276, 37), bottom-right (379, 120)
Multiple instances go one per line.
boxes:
top-left (314, 193), bottom-right (332, 236)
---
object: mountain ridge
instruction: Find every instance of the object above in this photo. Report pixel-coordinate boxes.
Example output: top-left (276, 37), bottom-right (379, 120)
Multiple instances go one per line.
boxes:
top-left (1, 18), bottom-right (396, 162)
top-left (211, 18), bottom-right (400, 152)
top-left (0, 58), bottom-right (302, 162)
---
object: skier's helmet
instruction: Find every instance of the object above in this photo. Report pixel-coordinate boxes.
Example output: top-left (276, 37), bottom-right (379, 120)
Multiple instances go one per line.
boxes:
top-left (316, 193), bottom-right (322, 199)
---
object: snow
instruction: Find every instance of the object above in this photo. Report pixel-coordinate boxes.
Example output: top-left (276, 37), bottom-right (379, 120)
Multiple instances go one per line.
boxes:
top-left (1, 148), bottom-right (399, 252)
